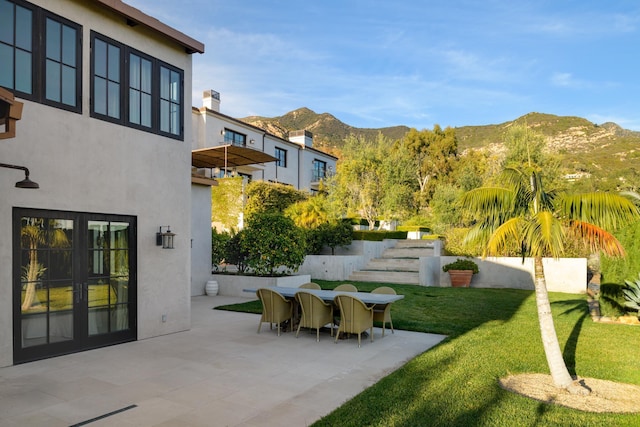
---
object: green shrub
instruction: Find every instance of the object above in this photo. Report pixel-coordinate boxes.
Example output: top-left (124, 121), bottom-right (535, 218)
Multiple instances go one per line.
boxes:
top-left (304, 228), bottom-right (324, 255)
top-left (347, 217), bottom-right (380, 227)
top-left (317, 220), bottom-right (353, 255)
top-left (352, 230), bottom-right (408, 241)
top-left (397, 225), bottom-right (431, 232)
top-left (242, 213), bottom-right (307, 276)
top-left (211, 228), bottom-right (230, 270)
top-left (442, 227), bottom-right (482, 256)
top-left (421, 234), bottom-right (444, 240)
top-left (601, 221), bottom-right (640, 284)
top-left (224, 230), bottom-right (249, 273)
top-left (442, 258), bottom-right (479, 274)
top-left (598, 283), bottom-right (626, 318)
top-left (623, 273), bottom-right (640, 317)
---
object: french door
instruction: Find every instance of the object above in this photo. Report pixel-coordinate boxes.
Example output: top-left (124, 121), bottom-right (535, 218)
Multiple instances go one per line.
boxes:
top-left (13, 208), bottom-right (137, 364)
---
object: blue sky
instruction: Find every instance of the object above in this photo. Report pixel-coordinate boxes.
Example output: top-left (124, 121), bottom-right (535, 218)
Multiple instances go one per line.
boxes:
top-left (126, 0), bottom-right (640, 130)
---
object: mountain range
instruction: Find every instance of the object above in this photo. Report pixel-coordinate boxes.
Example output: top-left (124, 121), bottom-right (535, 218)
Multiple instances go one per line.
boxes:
top-left (241, 108), bottom-right (640, 189)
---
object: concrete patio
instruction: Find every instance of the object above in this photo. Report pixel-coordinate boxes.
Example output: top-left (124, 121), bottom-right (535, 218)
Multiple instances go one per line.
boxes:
top-left (0, 295), bottom-right (446, 426)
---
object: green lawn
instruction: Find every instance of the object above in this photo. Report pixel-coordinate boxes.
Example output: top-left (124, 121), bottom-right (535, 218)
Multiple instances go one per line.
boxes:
top-left (217, 281), bottom-right (640, 426)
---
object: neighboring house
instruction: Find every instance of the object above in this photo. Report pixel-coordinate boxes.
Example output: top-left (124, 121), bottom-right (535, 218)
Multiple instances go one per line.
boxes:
top-left (191, 90), bottom-right (337, 194)
top-left (0, 0), bottom-right (204, 366)
top-left (189, 90), bottom-right (337, 296)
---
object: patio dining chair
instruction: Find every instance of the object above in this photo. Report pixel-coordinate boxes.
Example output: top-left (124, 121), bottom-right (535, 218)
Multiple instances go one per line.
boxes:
top-left (256, 288), bottom-right (293, 336)
top-left (332, 284), bottom-right (357, 321)
top-left (371, 286), bottom-right (396, 336)
top-left (299, 282), bottom-right (321, 289)
top-left (334, 283), bottom-right (357, 292)
top-left (295, 291), bottom-right (334, 342)
top-left (334, 294), bottom-right (374, 347)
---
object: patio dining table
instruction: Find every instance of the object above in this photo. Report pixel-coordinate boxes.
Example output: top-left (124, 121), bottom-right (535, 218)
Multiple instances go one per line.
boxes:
top-left (245, 286), bottom-right (403, 334)
top-left (243, 286), bottom-right (404, 305)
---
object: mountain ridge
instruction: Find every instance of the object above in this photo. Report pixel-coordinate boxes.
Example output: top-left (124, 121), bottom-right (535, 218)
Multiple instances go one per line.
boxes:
top-left (240, 108), bottom-right (640, 189)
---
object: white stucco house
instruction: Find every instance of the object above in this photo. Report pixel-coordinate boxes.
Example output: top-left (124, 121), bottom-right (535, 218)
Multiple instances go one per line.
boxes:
top-left (0, 0), bottom-right (204, 366)
top-left (189, 90), bottom-right (338, 296)
top-left (191, 90), bottom-right (337, 194)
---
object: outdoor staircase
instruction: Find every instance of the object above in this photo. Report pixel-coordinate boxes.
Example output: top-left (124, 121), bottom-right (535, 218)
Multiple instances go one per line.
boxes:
top-left (347, 240), bottom-right (436, 284)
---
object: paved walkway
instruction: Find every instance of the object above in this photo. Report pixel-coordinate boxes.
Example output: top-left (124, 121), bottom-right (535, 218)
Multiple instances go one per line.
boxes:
top-left (0, 296), bottom-right (446, 426)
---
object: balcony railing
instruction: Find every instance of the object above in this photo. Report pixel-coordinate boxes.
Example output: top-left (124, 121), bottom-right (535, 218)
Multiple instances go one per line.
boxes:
top-left (311, 168), bottom-right (333, 182)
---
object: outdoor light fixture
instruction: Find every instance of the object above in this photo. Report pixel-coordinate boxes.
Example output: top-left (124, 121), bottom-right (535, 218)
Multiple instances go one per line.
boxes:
top-left (0, 163), bottom-right (39, 189)
top-left (156, 226), bottom-right (175, 249)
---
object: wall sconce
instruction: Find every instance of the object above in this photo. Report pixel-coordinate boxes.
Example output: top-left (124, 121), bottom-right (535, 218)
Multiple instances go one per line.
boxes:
top-left (156, 226), bottom-right (175, 249)
top-left (249, 139), bottom-right (255, 144)
top-left (0, 162), bottom-right (39, 189)
top-left (220, 129), bottom-right (225, 135)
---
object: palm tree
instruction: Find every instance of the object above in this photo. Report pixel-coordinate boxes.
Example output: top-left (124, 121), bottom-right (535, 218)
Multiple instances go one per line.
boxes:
top-left (462, 165), bottom-right (639, 394)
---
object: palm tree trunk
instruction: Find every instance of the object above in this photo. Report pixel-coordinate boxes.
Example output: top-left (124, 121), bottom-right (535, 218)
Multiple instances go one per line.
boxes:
top-left (533, 256), bottom-right (574, 389)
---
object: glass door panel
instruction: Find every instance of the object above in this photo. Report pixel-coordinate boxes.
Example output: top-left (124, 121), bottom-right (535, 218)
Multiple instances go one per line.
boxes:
top-left (19, 217), bottom-right (74, 348)
top-left (87, 220), bottom-right (131, 336)
top-left (14, 209), bottom-right (136, 364)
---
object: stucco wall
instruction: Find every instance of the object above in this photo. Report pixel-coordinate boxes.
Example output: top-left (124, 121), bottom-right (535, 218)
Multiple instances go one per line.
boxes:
top-left (213, 274), bottom-right (312, 297)
top-left (0, 0), bottom-right (196, 366)
top-left (427, 256), bottom-right (587, 293)
top-left (298, 255), bottom-right (364, 281)
top-left (300, 242), bottom-right (587, 294)
top-left (191, 184), bottom-right (214, 296)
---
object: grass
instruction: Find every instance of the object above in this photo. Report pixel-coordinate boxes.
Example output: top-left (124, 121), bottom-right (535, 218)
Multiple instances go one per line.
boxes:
top-left (217, 280), bottom-right (640, 426)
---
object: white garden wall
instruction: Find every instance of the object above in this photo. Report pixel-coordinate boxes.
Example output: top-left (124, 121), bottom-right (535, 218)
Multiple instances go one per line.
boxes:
top-left (301, 241), bottom-right (588, 294)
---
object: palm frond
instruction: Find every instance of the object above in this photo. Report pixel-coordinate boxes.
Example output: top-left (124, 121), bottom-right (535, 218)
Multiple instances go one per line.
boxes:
top-left (558, 192), bottom-right (639, 229)
top-left (461, 187), bottom-right (515, 224)
top-left (523, 211), bottom-right (565, 258)
top-left (566, 220), bottom-right (626, 257)
top-left (486, 217), bottom-right (524, 256)
top-left (463, 223), bottom-right (495, 257)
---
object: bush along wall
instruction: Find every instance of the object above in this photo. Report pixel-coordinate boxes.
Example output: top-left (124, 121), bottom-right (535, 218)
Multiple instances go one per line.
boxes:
top-left (352, 230), bottom-right (408, 241)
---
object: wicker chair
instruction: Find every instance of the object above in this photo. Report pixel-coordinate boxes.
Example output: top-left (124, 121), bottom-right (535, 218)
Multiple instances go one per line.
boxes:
top-left (299, 282), bottom-right (321, 289)
top-left (371, 286), bottom-right (396, 336)
top-left (334, 283), bottom-right (357, 292)
top-left (334, 294), bottom-right (374, 347)
top-left (295, 291), bottom-right (334, 342)
top-left (256, 288), bottom-right (293, 336)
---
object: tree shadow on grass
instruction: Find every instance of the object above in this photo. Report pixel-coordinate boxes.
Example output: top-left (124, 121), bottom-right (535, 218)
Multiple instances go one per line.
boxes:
top-left (553, 299), bottom-right (590, 377)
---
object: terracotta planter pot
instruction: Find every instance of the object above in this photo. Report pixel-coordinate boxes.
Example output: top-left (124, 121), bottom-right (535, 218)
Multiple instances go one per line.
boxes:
top-left (448, 270), bottom-right (474, 287)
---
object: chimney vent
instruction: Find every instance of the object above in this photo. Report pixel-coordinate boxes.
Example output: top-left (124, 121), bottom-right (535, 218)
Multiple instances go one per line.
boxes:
top-left (289, 129), bottom-right (313, 148)
top-left (203, 90), bottom-right (220, 112)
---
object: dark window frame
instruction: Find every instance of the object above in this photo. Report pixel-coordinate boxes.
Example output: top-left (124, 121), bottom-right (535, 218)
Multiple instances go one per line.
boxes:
top-left (275, 147), bottom-right (287, 167)
top-left (90, 31), bottom-right (185, 140)
top-left (223, 128), bottom-right (246, 147)
top-left (313, 159), bottom-right (327, 181)
top-left (0, 0), bottom-right (82, 113)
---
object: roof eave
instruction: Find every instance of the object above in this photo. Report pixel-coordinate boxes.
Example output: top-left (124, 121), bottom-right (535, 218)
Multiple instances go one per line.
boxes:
top-left (94, 0), bottom-right (205, 54)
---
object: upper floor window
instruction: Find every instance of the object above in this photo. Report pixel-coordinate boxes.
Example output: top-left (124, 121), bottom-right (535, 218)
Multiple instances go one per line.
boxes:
top-left (223, 129), bottom-right (246, 147)
top-left (0, 0), bottom-right (81, 112)
top-left (275, 147), bottom-right (287, 167)
top-left (91, 31), bottom-right (184, 139)
top-left (312, 159), bottom-right (327, 181)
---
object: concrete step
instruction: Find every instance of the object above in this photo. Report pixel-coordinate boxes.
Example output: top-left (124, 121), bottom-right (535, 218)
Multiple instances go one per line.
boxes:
top-left (348, 270), bottom-right (420, 284)
top-left (381, 247), bottom-right (434, 258)
top-left (394, 240), bottom-right (436, 248)
top-left (365, 258), bottom-right (420, 271)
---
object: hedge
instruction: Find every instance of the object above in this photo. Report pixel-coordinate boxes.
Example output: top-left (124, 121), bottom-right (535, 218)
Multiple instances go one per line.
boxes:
top-left (352, 230), bottom-right (408, 241)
